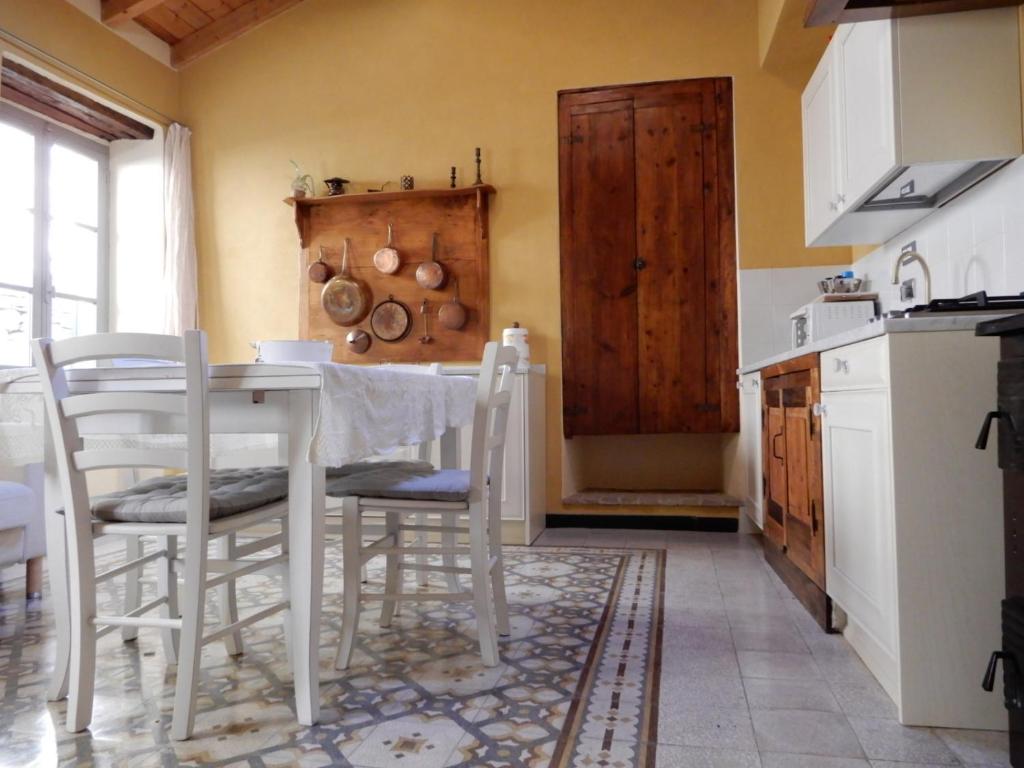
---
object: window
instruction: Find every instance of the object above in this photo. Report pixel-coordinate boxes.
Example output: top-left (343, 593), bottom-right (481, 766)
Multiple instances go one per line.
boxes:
top-left (0, 103), bottom-right (108, 366)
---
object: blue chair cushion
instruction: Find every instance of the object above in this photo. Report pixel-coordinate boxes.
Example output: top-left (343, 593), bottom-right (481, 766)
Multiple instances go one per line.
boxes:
top-left (326, 466), bottom-right (470, 503)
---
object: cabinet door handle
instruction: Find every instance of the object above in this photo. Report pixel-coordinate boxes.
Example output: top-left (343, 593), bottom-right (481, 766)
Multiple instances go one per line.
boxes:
top-left (772, 431), bottom-right (785, 463)
top-left (833, 358), bottom-right (849, 374)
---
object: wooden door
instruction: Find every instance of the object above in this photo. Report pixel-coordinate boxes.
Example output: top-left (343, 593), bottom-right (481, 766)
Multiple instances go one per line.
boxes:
top-left (558, 98), bottom-right (639, 436)
top-left (559, 79), bottom-right (737, 437)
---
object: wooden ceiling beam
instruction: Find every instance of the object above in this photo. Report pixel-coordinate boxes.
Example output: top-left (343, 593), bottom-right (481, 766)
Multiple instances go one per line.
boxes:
top-left (0, 60), bottom-right (155, 141)
top-left (171, 0), bottom-right (305, 67)
top-left (101, 0), bottom-right (169, 26)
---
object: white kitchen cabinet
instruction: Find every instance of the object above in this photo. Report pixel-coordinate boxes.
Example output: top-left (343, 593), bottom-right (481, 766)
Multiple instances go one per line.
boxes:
top-left (819, 332), bottom-right (1005, 729)
top-left (737, 372), bottom-right (763, 529)
top-left (802, 48), bottom-right (842, 245)
top-left (821, 386), bottom-right (897, 685)
top-left (802, 7), bottom-right (1021, 247)
top-left (432, 366), bottom-right (546, 545)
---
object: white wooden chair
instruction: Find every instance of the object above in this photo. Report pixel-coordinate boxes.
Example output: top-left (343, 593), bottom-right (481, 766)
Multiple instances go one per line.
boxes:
top-left (328, 343), bottom-right (518, 668)
top-left (33, 331), bottom-right (291, 741)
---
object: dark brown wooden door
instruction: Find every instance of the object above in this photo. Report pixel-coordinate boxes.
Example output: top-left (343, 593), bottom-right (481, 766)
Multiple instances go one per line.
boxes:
top-left (559, 79), bottom-right (737, 438)
top-left (559, 99), bottom-right (639, 435)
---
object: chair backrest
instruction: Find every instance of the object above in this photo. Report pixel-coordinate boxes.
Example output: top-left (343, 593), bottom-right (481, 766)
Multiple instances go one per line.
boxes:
top-left (32, 331), bottom-right (210, 531)
top-left (468, 343), bottom-right (519, 506)
top-left (379, 363), bottom-right (443, 462)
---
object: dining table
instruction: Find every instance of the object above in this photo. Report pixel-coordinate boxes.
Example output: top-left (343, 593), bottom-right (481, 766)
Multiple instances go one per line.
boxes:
top-left (0, 361), bottom-right (478, 728)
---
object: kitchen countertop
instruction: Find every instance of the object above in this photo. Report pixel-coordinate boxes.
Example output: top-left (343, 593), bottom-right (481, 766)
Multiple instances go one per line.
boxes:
top-left (739, 314), bottom-right (1012, 375)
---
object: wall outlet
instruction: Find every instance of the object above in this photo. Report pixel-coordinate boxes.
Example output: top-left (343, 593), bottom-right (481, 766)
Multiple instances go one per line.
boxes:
top-left (901, 278), bottom-right (916, 302)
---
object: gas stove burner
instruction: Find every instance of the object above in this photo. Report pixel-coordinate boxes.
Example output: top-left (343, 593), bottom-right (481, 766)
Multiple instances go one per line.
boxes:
top-left (903, 291), bottom-right (1024, 316)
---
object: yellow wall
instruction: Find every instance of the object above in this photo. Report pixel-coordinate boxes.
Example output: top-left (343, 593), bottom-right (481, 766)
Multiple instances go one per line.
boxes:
top-left (0, 0), bottom-right (179, 123)
top-left (177, 0), bottom-right (850, 513)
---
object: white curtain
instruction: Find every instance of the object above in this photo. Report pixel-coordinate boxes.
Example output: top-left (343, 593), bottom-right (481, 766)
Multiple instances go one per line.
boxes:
top-left (163, 123), bottom-right (198, 334)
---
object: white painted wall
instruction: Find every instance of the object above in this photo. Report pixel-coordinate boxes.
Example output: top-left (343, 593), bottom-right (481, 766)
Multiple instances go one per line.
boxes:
top-left (739, 263), bottom-right (848, 364)
top-left (853, 157), bottom-right (1024, 312)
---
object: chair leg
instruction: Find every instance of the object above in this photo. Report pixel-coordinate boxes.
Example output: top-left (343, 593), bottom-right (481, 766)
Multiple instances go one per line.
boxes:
top-left (65, 511), bottom-right (97, 733)
top-left (415, 511), bottom-right (429, 587)
top-left (121, 536), bottom-right (142, 641)
top-left (171, 531), bottom-right (208, 741)
top-left (158, 535), bottom-right (180, 665)
top-left (442, 525), bottom-right (462, 593)
top-left (25, 556), bottom-right (43, 601)
top-left (216, 534), bottom-right (243, 656)
top-left (469, 503), bottom-right (499, 667)
top-left (335, 497), bottom-right (362, 671)
top-left (488, 508), bottom-right (510, 638)
top-left (279, 516), bottom-right (293, 671)
top-left (379, 512), bottom-right (400, 628)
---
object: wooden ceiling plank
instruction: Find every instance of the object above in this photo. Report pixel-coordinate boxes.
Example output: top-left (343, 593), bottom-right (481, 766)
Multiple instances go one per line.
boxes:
top-left (134, 15), bottom-right (183, 44)
top-left (0, 61), bottom-right (155, 140)
top-left (143, 4), bottom-right (200, 39)
top-left (171, 0), bottom-right (306, 67)
top-left (187, 0), bottom-right (234, 19)
top-left (101, 0), bottom-right (169, 25)
top-left (162, 0), bottom-right (215, 29)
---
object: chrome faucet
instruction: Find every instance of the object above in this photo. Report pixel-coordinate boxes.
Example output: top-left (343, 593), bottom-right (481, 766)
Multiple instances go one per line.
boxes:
top-left (891, 250), bottom-right (931, 303)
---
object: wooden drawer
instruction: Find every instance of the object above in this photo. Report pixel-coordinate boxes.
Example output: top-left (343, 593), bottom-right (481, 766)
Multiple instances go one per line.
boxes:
top-left (821, 336), bottom-right (889, 391)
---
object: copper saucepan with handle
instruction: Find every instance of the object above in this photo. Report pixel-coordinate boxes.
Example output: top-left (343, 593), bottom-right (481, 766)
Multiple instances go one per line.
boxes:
top-left (321, 238), bottom-right (371, 326)
top-left (416, 232), bottom-right (446, 290)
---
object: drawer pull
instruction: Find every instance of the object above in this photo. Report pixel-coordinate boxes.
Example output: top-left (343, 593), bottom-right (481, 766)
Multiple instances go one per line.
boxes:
top-left (832, 358), bottom-right (850, 374)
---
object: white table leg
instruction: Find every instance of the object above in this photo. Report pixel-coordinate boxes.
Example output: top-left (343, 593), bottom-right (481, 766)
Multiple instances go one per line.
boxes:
top-left (288, 390), bottom-right (325, 726)
top-left (43, 413), bottom-right (70, 702)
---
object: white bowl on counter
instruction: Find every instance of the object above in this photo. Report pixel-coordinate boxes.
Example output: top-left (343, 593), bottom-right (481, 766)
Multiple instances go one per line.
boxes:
top-left (253, 340), bottom-right (334, 363)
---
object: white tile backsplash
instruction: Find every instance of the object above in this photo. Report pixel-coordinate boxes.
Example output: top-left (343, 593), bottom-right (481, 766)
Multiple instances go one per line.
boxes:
top-left (853, 156), bottom-right (1024, 312)
top-left (739, 263), bottom-right (847, 364)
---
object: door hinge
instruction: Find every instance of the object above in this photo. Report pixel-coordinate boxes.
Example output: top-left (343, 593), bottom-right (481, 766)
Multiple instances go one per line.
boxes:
top-left (808, 406), bottom-right (814, 439)
top-left (811, 500), bottom-right (819, 535)
top-left (560, 134), bottom-right (584, 145)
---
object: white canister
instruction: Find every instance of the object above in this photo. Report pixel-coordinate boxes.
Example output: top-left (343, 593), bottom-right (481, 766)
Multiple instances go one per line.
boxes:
top-left (501, 323), bottom-right (530, 372)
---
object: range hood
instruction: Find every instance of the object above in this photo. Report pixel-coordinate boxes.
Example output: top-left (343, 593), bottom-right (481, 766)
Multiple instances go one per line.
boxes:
top-left (856, 159), bottom-right (1010, 212)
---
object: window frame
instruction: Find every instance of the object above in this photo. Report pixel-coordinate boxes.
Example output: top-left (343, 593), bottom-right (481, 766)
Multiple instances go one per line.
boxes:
top-left (0, 101), bottom-right (110, 357)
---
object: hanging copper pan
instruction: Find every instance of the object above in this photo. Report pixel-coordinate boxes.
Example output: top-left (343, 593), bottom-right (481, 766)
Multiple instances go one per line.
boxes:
top-left (416, 232), bottom-right (446, 290)
top-left (321, 239), bottom-right (370, 326)
top-left (372, 222), bottom-right (401, 275)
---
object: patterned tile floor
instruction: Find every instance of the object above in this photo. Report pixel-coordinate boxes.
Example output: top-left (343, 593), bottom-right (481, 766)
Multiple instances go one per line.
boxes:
top-left (0, 528), bottom-right (1012, 767)
top-left (0, 538), bottom-right (661, 768)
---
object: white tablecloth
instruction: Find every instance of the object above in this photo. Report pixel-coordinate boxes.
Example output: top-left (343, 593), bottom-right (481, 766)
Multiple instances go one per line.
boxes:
top-left (0, 364), bottom-right (477, 469)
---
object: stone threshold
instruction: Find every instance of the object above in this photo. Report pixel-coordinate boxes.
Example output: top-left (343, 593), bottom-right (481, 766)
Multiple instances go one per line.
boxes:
top-left (562, 488), bottom-right (742, 508)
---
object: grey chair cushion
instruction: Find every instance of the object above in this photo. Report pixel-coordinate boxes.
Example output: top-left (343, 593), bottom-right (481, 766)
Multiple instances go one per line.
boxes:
top-left (326, 466), bottom-right (470, 503)
top-left (91, 467), bottom-right (290, 524)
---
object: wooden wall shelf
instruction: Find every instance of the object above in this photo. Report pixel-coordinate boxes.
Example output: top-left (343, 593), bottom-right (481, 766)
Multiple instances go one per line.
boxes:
top-left (289, 185), bottom-right (495, 364)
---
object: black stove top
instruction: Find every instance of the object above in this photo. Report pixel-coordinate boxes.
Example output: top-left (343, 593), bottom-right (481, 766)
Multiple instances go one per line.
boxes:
top-left (906, 291), bottom-right (1024, 315)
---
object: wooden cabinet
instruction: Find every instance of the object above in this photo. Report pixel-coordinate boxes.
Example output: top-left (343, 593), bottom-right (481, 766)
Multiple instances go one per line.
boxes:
top-left (759, 354), bottom-right (829, 631)
top-left (558, 78), bottom-right (738, 438)
top-left (801, 8), bottom-right (1022, 247)
top-left (762, 355), bottom-right (827, 593)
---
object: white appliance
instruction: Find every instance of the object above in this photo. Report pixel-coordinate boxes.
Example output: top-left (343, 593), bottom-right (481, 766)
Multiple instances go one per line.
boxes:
top-left (790, 300), bottom-right (875, 349)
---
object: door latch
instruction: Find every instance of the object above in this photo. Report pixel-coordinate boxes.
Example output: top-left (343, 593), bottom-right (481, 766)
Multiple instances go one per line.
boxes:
top-left (634, 258), bottom-right (647, 271)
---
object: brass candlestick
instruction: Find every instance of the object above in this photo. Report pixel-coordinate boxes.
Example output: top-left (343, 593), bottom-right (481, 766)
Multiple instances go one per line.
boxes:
top-left (474, 147), bottom-right (483, 185)
top-left (450, 166), bottom-right (457, 188)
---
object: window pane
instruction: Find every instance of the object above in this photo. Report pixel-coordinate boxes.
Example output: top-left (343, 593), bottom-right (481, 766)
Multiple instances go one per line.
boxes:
top-left (49, 220), bottom-right (98, 299)
top-left (50, 144), bottom-right (99, 227)
top-left (51, 296), bottom-right (96, 340)
top-left (0, 121), bottom-right (35, 211)
top-left (0, 208), bottom-right (34, 288)
top-left (0, 288), bottom-right (32, 367)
